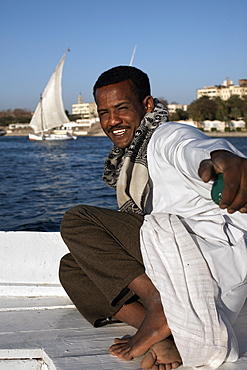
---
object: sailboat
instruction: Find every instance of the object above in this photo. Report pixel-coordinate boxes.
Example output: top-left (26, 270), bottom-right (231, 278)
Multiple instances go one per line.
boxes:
top-left (29, 52), bottom-right (77, 141)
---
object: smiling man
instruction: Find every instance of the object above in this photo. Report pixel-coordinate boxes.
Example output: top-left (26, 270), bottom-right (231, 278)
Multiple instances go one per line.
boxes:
top-left (59, 66), bottom-right (247, 370)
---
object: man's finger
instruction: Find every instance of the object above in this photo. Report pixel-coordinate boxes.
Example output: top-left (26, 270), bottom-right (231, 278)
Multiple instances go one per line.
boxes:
top-left (198, 160), bottom-right (217, 182)
top-left (221, 187), bottom-right (247, 213)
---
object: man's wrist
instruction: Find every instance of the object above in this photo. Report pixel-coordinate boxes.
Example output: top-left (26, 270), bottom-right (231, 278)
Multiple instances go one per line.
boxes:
top-left (210, 150), bottom-right (235, 162)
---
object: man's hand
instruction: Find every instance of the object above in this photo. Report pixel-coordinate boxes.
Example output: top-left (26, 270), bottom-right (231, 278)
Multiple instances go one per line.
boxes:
top-left (198, 150), bottom-right (247, 213)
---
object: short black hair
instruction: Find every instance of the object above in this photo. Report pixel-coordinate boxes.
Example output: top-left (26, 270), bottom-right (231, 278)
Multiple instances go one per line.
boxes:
top-left (93, 65), bottom-right (151, 102)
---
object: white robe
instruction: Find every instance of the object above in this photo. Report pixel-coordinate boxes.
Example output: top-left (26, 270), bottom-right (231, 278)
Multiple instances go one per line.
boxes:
top-left (140, 122), bottom-right (247, 369)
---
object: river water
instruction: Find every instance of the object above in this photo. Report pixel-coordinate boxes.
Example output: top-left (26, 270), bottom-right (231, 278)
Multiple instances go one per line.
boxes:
top-left (0, 135), bottom-right (247, 231)
top-left (0, 136), bottom-right (117, 231)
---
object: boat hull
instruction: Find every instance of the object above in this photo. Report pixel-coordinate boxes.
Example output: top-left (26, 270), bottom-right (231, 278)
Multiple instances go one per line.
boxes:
top-left (29, 133), bottom-right (77, 141)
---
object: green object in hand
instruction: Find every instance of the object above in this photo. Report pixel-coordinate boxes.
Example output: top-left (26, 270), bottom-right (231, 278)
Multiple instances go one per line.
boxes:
top-left (211, 173), bottom-right (224, 205)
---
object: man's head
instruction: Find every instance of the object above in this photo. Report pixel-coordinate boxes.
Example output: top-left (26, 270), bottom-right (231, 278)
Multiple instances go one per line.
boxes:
top-left (93, 66), bottom-right (154, 148)
top-left (93, 65), bottom-right (151, 102)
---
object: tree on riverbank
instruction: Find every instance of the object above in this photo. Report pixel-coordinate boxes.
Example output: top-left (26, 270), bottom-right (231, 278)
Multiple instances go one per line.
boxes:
top-left (0, 108), bottom-right (72, 126)
top-left (187, 95), bottom-right (247, 125)
top-left (0, 109), bottom-right (32, 126)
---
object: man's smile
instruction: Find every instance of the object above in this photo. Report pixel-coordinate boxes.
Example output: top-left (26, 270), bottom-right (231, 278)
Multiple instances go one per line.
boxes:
top-left (112, 128), bottom-right (128, 136)
top-left (109, 126), bottom-right (129, 136)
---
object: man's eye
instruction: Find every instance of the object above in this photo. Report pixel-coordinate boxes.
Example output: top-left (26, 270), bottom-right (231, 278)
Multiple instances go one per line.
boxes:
top-left (119, 106), bottom-right (128, 110)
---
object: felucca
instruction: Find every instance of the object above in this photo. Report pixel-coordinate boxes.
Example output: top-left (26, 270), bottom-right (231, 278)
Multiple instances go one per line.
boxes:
top-left (29, 52), bottom-right (77, 141)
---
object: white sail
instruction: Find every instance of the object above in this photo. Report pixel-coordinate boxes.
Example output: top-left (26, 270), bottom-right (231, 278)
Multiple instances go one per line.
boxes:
top-left (30, 54), bottom-right (69, 134)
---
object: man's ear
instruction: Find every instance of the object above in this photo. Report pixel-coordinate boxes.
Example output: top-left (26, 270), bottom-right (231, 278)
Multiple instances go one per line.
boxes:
top-left (143, 96), bottom-right (154, 113)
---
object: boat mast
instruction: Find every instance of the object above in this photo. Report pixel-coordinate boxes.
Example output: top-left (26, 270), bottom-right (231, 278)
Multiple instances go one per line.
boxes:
top-left (129, 44), bottom-right (137, 66)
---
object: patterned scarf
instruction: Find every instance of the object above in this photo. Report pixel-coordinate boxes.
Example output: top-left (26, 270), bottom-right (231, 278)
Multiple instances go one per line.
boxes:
top-left (103, 99), bottom-right (169, 214)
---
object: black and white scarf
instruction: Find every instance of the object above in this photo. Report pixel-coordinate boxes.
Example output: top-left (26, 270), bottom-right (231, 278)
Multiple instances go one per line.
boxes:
top-left (103, 99), bottom-right (169, 214)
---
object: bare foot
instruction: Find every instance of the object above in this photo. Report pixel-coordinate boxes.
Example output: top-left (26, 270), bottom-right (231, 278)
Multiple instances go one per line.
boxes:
top-left (141, 337), bottom-right (182, 370)
top-left (109, 304), bottom-right (170, 361)
top-left (109, 274), bottom-right (171, 361)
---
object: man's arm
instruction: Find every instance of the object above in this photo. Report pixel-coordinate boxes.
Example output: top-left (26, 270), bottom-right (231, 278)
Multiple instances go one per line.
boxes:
top-left (198, 150), bottom-right (247, 213)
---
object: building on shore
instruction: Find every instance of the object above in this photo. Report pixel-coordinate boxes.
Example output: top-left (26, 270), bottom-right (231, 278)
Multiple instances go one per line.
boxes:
top-left (71, 93), bottom-right (98, 119)
top-left (167, 103), bottom-right (188, 114)
top-left (199, 119), bottom-right (246, 132)
top-left (201, 120), bottom-right (225, 132)
top-left (197, 78), bottom-right (247, 100)
top-left (69, 94), bottom-right (104, 135)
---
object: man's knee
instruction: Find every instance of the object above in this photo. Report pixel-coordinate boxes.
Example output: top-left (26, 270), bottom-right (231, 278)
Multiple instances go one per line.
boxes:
top-left (59, 253), bottom-right (72, 287)
top-left (60, 204), bottom-right (89, 240)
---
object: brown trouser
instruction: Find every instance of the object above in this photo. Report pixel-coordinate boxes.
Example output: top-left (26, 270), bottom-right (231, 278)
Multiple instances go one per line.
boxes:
top-left (59, 204), bottom-right (144, 326)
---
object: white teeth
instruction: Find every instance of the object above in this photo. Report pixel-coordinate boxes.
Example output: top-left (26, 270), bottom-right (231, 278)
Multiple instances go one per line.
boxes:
top-left (112, 129), bottom-right (127, 136)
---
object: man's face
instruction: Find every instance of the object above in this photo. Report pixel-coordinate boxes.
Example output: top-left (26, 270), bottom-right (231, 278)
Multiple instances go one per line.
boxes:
top-left (95, 80), bottom-right (149, 149)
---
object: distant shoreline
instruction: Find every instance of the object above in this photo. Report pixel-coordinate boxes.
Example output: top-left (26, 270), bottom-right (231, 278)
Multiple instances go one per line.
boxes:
top-left (206, 131), bottom-right (247, 137)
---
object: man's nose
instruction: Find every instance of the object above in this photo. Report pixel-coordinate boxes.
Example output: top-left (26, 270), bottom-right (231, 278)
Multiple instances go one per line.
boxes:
top-left (109, 110), bottom-right (121, 125)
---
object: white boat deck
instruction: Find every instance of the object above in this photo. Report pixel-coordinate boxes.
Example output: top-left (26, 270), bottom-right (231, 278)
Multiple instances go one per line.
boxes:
top-left (0, 231), bottom-right (246, 370)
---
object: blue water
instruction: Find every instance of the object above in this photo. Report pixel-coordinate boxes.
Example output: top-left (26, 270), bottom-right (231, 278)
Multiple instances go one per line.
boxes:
top-left (0, 136), bottom-right (117, 231)
top-left (0, 135), bottom-right (247, 231)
